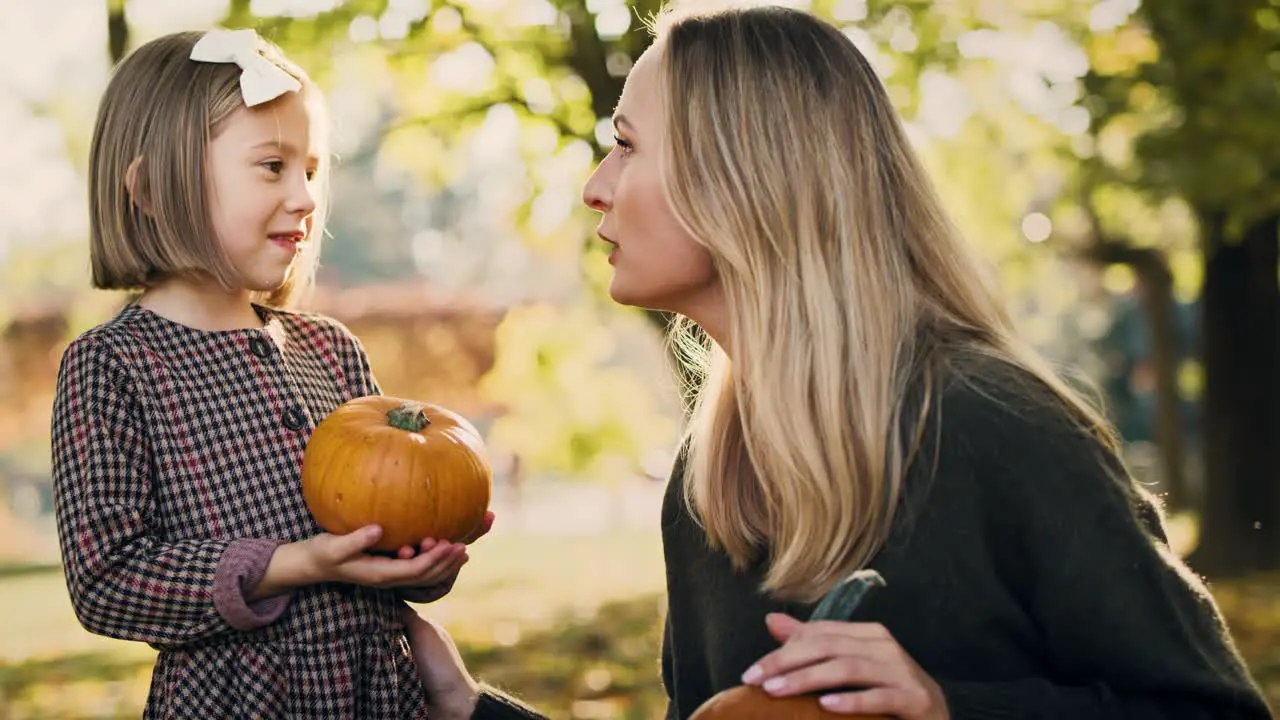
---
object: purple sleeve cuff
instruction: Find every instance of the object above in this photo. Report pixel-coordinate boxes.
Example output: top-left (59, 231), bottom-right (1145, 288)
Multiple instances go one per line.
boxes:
top-left (213, 538), bottom-right (292, 631)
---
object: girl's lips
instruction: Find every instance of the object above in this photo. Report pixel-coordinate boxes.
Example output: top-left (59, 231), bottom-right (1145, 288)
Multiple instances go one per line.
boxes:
top-left (269, 234), bottom-right (305, 254)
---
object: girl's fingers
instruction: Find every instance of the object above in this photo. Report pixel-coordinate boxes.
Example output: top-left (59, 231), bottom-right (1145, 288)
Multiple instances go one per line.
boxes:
top-left (350, 542), bottom-right (454, 585)
top-left (401, 541), bottom-right (458, 574)
top-left (418, 547), bottom-right (469, 585)
top-left (337, 541), bottom-right (470, 589)
top-left (392, 538), bottom-right (441, 559)
top-left (462, 511), bottom-right (496, 544)
top-left (322, 525), bottom-right (382, 563)
top-left (418, 555), bottom-right (468, 588)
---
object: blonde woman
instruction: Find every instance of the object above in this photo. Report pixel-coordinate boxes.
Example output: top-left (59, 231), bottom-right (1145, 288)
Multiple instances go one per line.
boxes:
top-left (402, 3), bottom-right (1272, 719)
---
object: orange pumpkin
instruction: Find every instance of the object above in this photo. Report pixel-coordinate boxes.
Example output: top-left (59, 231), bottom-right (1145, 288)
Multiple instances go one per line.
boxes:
top-left (301, 395), bottom-right (492, 551)
top-left (688, 569), bottom-right (888, 720)
top-left (689, 684), bottom-right (890, 720)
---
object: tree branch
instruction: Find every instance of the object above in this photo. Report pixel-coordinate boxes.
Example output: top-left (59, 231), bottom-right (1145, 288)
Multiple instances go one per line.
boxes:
top-left (384, 91), bottom-right (583, 143)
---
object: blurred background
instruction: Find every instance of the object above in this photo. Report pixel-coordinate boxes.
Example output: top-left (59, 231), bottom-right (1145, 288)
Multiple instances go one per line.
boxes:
top-left (1, 0), bottom-right (1278, 716)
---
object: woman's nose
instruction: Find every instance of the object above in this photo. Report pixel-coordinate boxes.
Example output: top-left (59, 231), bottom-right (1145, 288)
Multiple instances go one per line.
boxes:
top-left (582, 160), bottom-right (613, 212)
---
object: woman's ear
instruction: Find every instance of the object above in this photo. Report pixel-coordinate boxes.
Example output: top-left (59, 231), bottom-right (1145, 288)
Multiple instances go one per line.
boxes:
top-left (124, 156), bottom-right (153, 214)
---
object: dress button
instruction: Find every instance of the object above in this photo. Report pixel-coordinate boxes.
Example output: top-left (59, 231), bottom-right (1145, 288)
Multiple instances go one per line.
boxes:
top-left (248, 336), bottom-right (271, 359)
top-left (282, 406), bottom-right (306, 431)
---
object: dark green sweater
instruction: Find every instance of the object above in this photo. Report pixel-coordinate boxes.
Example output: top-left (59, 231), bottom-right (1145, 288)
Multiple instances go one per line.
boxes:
top-left (475, 359), bottom-right (1271, 719)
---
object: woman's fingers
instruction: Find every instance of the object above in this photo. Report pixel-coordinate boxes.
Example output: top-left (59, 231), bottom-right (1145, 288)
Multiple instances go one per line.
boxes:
top-left (816, 686), bottom-right (934, 717)
top-left (746, 618), bottom-right (948, 720)
top-left (764, 612), bottom-right (805, 643)
top-left (755, 654), bottom-right (891, 697)
top-left (745, 620), bottom-right (895, 683)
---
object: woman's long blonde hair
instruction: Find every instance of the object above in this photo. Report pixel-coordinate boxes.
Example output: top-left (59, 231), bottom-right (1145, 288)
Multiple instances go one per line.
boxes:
top-left (652, 3), bottom-right (1119, 602)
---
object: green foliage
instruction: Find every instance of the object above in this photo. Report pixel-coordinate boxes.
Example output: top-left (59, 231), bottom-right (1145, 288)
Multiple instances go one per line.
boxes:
top-left (1085, 0), bottom-right (1280, 230)
top-left (212, 0), bottom-right (1146, 478)
top-left (0, 652), bottom-right (155, 719)
top-left (479, 303), bottom-right (678, 478)
top-left (464, 594), bottom-right (668, 719)
top-left (217, 0), bottom-right (684, 478)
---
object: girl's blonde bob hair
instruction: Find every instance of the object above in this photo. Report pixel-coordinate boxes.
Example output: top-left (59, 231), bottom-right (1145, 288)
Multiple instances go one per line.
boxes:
top-left (88, 30), bottom-right (327, 308)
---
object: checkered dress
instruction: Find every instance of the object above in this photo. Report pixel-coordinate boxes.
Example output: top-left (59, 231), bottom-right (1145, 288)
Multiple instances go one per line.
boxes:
top-left (51, 302), bottom-right (429, 719)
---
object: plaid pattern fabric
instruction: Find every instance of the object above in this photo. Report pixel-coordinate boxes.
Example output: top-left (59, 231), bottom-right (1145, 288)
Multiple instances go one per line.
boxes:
top-left (51, 302), bottom-right (429, 719)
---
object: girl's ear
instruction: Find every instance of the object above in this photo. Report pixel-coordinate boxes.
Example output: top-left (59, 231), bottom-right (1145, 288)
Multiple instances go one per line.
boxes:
top-left (124, 156), bottom-right (153, 214)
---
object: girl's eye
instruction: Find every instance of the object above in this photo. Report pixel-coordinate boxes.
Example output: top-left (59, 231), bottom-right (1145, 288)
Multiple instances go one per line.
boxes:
top-left (613, 136), bottom-right (634, 155)
top-left (263, 160), bottom-right (284, 174)
top-left (305, 169), bottom-right (318, 181)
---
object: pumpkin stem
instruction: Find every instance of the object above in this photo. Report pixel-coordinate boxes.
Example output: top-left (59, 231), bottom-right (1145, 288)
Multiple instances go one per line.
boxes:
top-left (810, 568), bottom-right (886, 622)
top-left (387, 403), bottom-right (431, 433)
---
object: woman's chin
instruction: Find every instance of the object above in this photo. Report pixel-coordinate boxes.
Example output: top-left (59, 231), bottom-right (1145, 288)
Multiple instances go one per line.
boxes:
top-left (608, 280), bottom-right (659, 311)
top-left (607, 278), bottom-right (638, 307)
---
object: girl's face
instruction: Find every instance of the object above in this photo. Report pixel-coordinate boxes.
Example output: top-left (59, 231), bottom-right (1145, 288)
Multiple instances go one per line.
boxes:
top-left (581, 45), bottom-right (720, 320)
top-left (204, 89), bottom-right (321, 294)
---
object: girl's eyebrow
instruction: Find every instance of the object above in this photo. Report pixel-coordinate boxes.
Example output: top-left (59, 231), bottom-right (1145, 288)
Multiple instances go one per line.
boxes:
top-left (252, 139), bottom-right (298, 154)
top-left (250, 140), bottom-right (320, 164)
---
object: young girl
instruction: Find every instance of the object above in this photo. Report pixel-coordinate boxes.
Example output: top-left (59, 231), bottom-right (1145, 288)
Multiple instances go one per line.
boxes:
top-left (400, 3), bottom-right (1273, 719)
top-left (51, 28), bottom-right (486, 718)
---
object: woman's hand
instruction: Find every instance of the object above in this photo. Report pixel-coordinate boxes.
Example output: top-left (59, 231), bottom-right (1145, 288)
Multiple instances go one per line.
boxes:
top-left (400, 604), bottom-right (481, 720)
top-left (741, 613), bottom-right (950, 719)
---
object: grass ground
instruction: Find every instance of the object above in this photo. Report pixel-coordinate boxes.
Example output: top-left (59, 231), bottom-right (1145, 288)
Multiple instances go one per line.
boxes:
top-left (1, 528), bottom-right (1277, 719)
top-left (0, 530), bottom-right (669, 719)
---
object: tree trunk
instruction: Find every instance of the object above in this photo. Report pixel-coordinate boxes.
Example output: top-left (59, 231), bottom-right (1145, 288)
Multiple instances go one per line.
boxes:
top-left (1188, 211), bottom-right (1280, 577)
top-left (1130, 257), bottom-right (1190, 510)
top-left (107, 0), bottom-right (129, 65)
top-left (1081, 241), bottom-right (1190, 510)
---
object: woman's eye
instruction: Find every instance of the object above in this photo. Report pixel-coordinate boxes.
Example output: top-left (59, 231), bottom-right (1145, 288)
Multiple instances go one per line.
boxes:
top-left (613, 136), bottom-right (634, 155)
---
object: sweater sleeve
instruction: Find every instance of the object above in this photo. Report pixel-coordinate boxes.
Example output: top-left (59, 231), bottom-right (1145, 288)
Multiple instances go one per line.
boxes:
top-left (471, 684), bottom-right (549, 720)
top-left (938, 380), bottom-right (1272, 719)
top-left (51, 338), bottom-right (291, 648)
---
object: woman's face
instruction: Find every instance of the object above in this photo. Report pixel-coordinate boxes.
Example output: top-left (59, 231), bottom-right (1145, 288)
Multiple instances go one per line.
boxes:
top-left (581, 44), bottom-right (720, 320)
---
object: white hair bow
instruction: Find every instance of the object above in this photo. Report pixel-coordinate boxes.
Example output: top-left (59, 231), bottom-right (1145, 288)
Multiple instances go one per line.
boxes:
top-left (190, 29), bottom-right (301, 107)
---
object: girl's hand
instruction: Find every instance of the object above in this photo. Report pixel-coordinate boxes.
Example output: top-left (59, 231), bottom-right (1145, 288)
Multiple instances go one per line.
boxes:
top-left (304, 525), bottom-right (469, 590)
top-left (389, 540), bottom-right (465, 603)
top-left (741, 613), bottom-right (951, 719)
top-left (394, 511), bottom-right (496, 603)
top-left (400, 604), bottom-right (480, 720)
